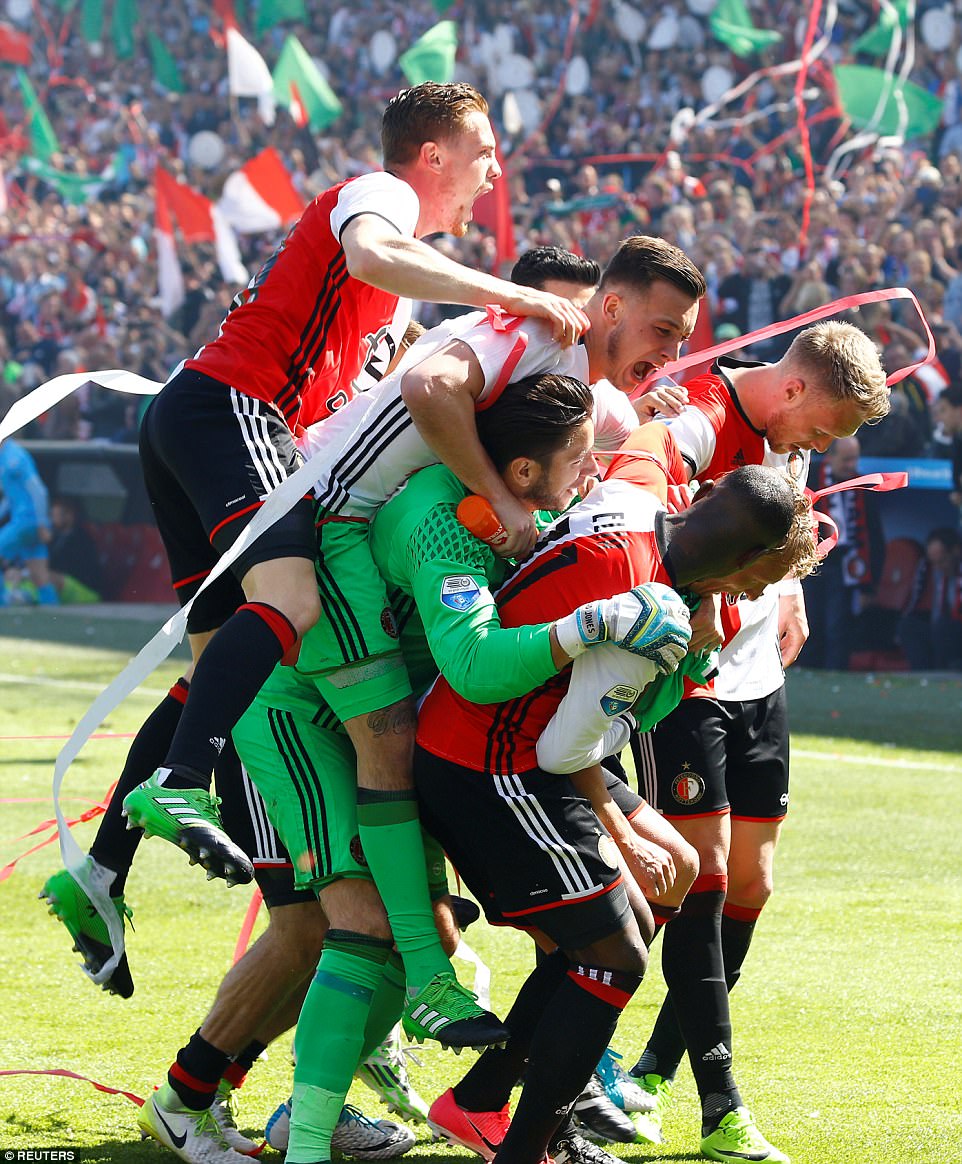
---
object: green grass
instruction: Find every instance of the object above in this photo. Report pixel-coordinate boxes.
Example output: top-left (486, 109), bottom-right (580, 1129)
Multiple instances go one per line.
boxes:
top-left (1, 607), bottom-right (961, 1162)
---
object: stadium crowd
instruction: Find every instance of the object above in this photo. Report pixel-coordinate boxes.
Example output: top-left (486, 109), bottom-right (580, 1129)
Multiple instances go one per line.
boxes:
top-left (0, 0), bottom-right (961, 461)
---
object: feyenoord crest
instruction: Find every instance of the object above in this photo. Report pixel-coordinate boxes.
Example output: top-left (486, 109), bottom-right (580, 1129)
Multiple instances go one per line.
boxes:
top-left (380, 606), bottom-right (399, 639)
top-left (598, 834), bottom-right (620, 869)
top-left (787, 450), bottom-right (806, 479)
top-left (349, 835), bottom-right (368, 866)
top-left (672, 762), bottom-right (705, 805)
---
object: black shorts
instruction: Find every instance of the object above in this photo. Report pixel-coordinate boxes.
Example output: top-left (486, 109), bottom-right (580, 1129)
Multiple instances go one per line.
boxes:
top-left (216, 756), bottom-right (315, 909)
top-left (414, 745), bottom-right (630, 950)
top-left (139, 368), bottom-right (315, 633)
top-left (603, 759), bottom-right (645, 819)
top-left (645, 687), bottom-right (790, 822)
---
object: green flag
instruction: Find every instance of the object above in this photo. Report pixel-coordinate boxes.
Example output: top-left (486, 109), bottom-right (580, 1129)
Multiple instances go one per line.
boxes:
top-left (148, 31), bottom-right (185, 93)
top-left (272, 35), bottom-right (343, 131)
top-left (111, 0), bottom-right (137, 59)
top-left (79, 0), bottom-right (103, 42)
top-left (398, 20), bottom-right (457, 85)
top-left (255, 0), bottom-right (307, 35)
top-left (853, 0), bottom-right (910, 56)
top-left (431, 0), bottom-right (456, 12)
top-left (710, 0), bottom-right (781, 58)
top-left (834, 64), bottom-right (944, 139)
top-left (21, 156), bottom-right (110, 204)
top-left (16, 69), bottom-right (60, 162)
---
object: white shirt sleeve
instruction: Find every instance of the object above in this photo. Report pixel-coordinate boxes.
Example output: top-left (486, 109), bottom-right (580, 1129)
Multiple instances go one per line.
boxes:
top-left (591, 380), bottom-right (640, 451)
top-left (329, 172), bottom-right (420, 241)
top-left (660, 406), bottom-right (717, 477)
top-left (446, 316), bottom-right (586, 401)
top-left (536, 645), bottom-right (658, 774)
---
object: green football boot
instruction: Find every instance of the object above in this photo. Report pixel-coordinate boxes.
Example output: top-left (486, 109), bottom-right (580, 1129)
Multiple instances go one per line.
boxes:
top-left (122, 768), bottom-right (253, 885)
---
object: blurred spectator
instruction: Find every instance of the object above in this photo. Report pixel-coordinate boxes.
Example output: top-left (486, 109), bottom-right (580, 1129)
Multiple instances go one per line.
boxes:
top-left (716, 240), bottom-right (791, 360)
top-left (0, 439), bottom-right (58, 605)
top-left (47, 495), bottom-right (104, 604)
top-left (803, 437), bottom-right (885, 669)
top-left (932, 384), bottom-right (962, 518)
top-left (897, 527), bottom-right (962, 671)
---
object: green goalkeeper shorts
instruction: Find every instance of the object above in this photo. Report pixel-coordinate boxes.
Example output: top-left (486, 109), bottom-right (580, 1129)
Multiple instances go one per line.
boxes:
top-left (296, 512), bottom-right (412, 722)
top-left (233, 699), bottom-right (448, 897)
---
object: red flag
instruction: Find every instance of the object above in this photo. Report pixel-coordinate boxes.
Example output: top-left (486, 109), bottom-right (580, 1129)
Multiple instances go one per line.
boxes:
top-left (471, 144), bottom-right (517, 273)
top-left (154, 165), bottom-right (248, 316)
top-left (0, 22), bottom-right (31, 66)
top-left (213, 0), bottom-right (237, 31)
top-left (155, 164), bottom-right (216, 242)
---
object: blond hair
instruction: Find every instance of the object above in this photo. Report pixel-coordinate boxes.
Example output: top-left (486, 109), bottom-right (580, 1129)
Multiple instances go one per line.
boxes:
top-left (785, 321), bottom-right (890, 423)
top-left (774, 482), bottom-right (820, 580)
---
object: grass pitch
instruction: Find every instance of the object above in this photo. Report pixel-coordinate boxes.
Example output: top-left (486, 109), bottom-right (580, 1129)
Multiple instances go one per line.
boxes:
top-left (1, 606), bottom-right (960, 1163)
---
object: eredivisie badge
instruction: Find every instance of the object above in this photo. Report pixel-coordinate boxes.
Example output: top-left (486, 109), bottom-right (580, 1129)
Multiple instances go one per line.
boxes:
top-left (600, 683), bottom-right (639, 716)
top-left (440, 575), bottom-right (482, 611)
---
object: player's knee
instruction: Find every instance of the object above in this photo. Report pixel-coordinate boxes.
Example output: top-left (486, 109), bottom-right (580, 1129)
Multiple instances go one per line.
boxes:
top-left (574, 922), bottom-right (648, 978)
top-left (284, 587), bottom-right (321, 638)
top-left (319, 878), bottom-right (393, 942)
top-left (266, 910), bottom-right (329, 975)
top-left (729, 872), bottom-right (773, 911)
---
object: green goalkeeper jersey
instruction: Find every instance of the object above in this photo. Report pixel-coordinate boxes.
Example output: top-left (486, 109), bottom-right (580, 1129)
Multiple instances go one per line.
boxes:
top-left (250, 464), bottom-right (560, 723)
top-left (369, 464), bottom-right (559, 703)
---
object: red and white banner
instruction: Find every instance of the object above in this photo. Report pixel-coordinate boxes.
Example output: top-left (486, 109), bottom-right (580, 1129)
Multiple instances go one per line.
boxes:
top-left (154, 165), bottom-right (248, 316)
top-left (217, 148), bottom-right (306, 234)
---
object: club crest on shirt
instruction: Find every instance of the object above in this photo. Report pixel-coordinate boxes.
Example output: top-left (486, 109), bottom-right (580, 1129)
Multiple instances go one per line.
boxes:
top-left (600, 684), bottom-right (639, 716)
top-left (440, 575), bottom-right (481, 611)
top-left (672, 762), bottom-right (706, 805)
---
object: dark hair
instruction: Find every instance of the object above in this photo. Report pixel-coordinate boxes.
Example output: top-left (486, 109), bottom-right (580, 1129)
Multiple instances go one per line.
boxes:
top-left (510, 246), bottom-right (600, 291)
top-left (939, 384), bottom-right (962, 409)
top-left (381, 83), bottom-right (489, 167)
top-left (719, 464), bottom-right (798, 546)
top-left (600, 234), bottom-right (707, 300)
top-left (475, 373), bottom-right (593, 471)
top-left (927, 526), bottom-right (962, 551)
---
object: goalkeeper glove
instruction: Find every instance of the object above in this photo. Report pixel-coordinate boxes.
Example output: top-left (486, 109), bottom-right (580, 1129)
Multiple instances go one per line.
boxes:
top-left (555, 582), bottom-right (692, 674)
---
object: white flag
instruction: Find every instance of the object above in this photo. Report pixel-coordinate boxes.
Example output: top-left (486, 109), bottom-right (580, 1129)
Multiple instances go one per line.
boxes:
top-left (226, 27), bottom-right (276, 125)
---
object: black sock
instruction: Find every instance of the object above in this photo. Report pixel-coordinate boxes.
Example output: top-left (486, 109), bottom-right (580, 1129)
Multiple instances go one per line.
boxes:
top-left (721, 903), bottom-right (760, 990)
top-left (454, 949), bottom-right (569, 1112)
top-left (223, 1039), bottom-right (268, 1088)
top-left (168, 1030), bottom-right (232, 1110)
top-left (165, 603), bottom-right (297, 781)
top-left (645, 875), bottom-right (741, 1131)
top-left (89, 678), bottom-right (189, 894)
top-left (495, 964), bottom-right (642, 1164)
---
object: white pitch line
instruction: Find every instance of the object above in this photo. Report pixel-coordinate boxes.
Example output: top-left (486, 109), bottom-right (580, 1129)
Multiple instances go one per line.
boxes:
top-left (0, 671), bottom-right (169, 699)
top-left (793, 747), bottom-right (961, 773)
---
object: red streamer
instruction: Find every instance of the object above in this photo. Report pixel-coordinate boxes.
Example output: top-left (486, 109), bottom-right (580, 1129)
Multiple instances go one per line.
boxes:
top-left (232, 887), bottom-right (264, 964)
top-left (0, 1068), bottom-right (144, 1106)
top-left (794, 0), bottom-right (824, 256)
